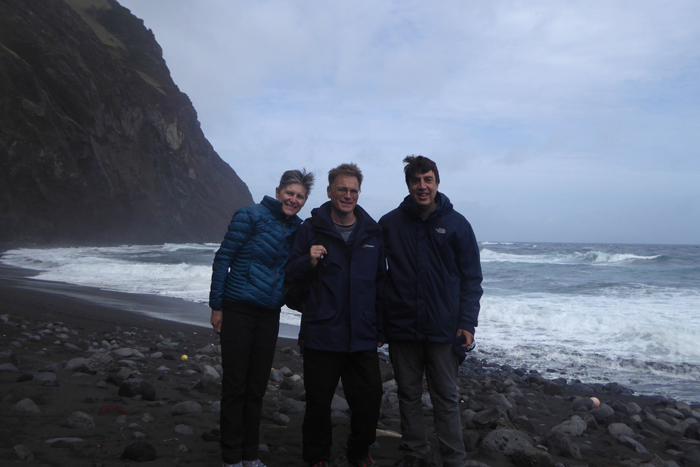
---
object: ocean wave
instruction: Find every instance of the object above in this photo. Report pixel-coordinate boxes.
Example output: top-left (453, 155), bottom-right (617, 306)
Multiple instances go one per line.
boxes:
top-left (1, 247), bottom-right (212, 303)
top-left (480, 248), bottom-right (661, 265)
top-left (160, 243), bottom-right (217, 252)
top-left (577, 251), bottom-right (662, 264)
top-left (480, 249), bottom-right (566, 264)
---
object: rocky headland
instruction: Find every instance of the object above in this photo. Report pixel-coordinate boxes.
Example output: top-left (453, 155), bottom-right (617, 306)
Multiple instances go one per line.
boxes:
top-left (0, 0), bottom-right (253, 245)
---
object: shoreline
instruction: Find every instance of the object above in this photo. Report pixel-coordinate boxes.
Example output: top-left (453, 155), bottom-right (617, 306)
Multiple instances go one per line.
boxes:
top-left (2, 264), bottom-right (700, 465)
top-left (4, 243), bottom-right (699, 405)
top-left (0, 263), bottom-right (301, 340)
top-left (2, 261), bottom-right (699, 404)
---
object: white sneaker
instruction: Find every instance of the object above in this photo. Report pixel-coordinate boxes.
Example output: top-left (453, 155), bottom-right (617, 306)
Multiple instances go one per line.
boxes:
top-left (223, 462), bottom-right (243, 467)
top-left (243, 460), bottom-right (266, 467)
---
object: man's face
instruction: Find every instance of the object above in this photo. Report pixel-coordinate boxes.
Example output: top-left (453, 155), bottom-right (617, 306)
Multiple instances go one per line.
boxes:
top-left (408, 170), bottom-right (439, 213)
top-left (327, 173), bottom-right (360, 217)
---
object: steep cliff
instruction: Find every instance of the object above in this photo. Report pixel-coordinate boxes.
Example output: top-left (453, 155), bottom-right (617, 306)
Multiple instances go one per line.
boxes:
top-left (0, 0), bottom-right (254, 245)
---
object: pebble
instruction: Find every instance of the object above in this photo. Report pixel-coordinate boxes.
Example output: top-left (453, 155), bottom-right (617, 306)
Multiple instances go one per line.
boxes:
top-left (551, 416), bottom-right (587, 437)
top-left (119, 378), bottom-right (156, 400)
top-left (45, 437), bottom-right (84, 444)
top-left (0, 362), bottom-right (20, 372)
top-left (279, 398), bottom-right (306, 414)
top-left (67, 411), bottom-right (96, 428)
top-left (172, 401), bottom-right (202, 415)
top-left (618, 434), bottom-right (649, 454)
top-left (122, 441), bottom-right (156, 461)
top-left (174, 424), bottom-right (194, 435)
top-left (269, 368), bottom-right (284, 383)
top-left (331, 394), bottom-right (350, 412)
top-left (66, 357), bottom-right (89, 371)
top-left (12, 398), bottom-right (41, 414)
top-left (4, 311), bottom-right (700, 467)
top-left (13, 443), bottom-right (35, 461)
top-left (480, 428), bottom-right (536, 456)
top-left (272, 412), bottom-right (290, 426)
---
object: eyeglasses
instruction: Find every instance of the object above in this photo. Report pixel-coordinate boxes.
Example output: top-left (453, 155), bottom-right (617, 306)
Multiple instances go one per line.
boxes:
top-left (333, 187), bottom-right (360, 196)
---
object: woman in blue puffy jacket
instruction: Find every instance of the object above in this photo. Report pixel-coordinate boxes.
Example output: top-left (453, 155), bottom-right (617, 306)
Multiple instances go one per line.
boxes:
top-left (209, 169), bottom-right (315, 467)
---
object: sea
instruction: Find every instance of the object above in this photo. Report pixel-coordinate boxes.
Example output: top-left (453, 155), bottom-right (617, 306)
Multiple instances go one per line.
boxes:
top-left (2, 242), bottom-right (699, 403)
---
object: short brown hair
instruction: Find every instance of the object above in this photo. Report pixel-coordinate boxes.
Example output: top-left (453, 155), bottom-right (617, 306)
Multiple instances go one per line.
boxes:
top-left (328, 163), bottom-right (363, 188)
top-left (403, 155), bottom-right (440, 185)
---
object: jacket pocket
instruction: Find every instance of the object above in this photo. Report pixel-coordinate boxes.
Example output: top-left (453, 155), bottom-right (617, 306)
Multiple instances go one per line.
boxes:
top-left (354, 278), bottom-right (378, 324)
top-left (303, 305), bottom-right (338, 322)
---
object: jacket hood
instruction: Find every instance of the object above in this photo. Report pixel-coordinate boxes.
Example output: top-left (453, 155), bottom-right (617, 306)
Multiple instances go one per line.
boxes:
top-left (398, 192), bottom-right (453, 220)
top-left (262, 195), bottom-right (302, 226)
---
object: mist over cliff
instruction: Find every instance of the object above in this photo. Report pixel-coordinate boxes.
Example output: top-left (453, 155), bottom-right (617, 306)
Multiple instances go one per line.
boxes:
top-left (0, 0), bottom-right (254, 246)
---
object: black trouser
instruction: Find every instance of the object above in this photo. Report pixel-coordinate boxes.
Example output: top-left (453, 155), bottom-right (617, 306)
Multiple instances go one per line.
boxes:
top-left (219, 303), bottom-right (280, 464)
top-left (302, 348), bottom-right (382, 465)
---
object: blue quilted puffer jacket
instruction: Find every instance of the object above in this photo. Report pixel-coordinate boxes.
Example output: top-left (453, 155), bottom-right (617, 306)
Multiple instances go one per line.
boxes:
top-left (209, 195), bottom-right (302, 311)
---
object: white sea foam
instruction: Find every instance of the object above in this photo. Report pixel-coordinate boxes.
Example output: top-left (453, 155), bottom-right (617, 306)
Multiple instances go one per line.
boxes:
top-left (281, 307), bottom-right (302, 326)
top-left (3, 243), bottom-right (699, 402)
top-left (480, 248), bottom-right (660, 265)
top-left (477, 289), bottom-right (700, 398)
top-left (1, 246), bottom-right (213, 304)
top-left (578, 251), bottom-right (661, 264)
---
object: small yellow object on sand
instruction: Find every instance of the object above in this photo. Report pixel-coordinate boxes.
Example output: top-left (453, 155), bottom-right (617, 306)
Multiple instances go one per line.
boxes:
top-left (181, 355), bottom-right (188, 361)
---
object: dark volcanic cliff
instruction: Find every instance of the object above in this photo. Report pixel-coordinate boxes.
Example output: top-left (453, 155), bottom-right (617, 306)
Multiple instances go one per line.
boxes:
top-left (0, 0), bottom-right (254, 245)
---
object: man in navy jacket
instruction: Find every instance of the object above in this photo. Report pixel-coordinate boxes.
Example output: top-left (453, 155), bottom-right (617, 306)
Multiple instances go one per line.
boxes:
top-left (379, 156), bottom-right (483, 467)
top-left (286, 163), bottom-right (385, 467)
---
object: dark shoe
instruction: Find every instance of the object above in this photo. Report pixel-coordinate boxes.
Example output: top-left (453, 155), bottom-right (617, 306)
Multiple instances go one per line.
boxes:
top-left (310, 462), bottom-right (329, 467)
top-left (349, 455), bottom-right (377, 467)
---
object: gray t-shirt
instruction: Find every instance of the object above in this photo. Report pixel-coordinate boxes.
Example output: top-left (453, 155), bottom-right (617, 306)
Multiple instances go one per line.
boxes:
top-left (334, 221), bottom-right (356, 243)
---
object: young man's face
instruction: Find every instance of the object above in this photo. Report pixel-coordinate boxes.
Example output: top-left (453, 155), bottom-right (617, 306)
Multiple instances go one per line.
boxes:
top-left (327, 173), bottom-right (360, 217)
top-left (408, 170), bottom-right (439, 214)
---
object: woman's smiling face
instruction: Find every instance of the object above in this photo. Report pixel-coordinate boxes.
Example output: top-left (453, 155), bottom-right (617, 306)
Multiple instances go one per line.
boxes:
top-left (276, 182), bottom-right (307, 217)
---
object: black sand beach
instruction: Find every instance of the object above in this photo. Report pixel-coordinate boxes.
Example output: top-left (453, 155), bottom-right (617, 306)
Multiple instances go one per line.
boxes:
top-left (2, 264), bottom-right (700, 467)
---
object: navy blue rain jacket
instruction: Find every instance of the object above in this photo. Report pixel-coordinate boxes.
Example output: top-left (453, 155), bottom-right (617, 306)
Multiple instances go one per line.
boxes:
top-left (379, 193), bottom-right (483, 342)
top-left (285, 202), bottom-right (386, 352)
top-left (209, 196), bottom-right (302, 311)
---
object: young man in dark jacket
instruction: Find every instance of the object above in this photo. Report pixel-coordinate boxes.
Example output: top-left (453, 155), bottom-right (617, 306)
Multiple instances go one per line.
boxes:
top-left (379, 156), bottom-right (483, 467)
top-left (286, 163), bottom-right (385, 467)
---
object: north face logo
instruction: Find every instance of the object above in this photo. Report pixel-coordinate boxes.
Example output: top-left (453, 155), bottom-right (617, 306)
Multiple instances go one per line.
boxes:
top-left (435, 228), bottom-right (446, 234)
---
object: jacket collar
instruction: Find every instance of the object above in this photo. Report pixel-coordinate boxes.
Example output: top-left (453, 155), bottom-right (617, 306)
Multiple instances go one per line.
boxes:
top-left (261, 195), bottom-right (302, 226)
top-left (399, 192), bottom-right (452, 221)
top-left (310, 202), bottom-right (380, 237)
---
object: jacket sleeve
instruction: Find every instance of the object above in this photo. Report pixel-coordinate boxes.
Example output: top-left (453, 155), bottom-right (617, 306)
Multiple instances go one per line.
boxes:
top-left (285, 221), bottom-right (316, 282)
top-left (208, 208), bottom-right (256, 310)
top-left (456, 220), bottom-right (483, 335)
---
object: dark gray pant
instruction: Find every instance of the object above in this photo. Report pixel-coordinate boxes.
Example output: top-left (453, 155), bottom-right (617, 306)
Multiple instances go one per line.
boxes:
top-left (389, 341), bottom-right (466, 467)
top-left (219, 305), bottom-right (280, 464)
top-left (302, 348), bottom-right (382, 465)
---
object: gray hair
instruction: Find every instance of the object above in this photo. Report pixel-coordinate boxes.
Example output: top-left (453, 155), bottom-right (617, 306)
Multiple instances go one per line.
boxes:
top-left (278, 169), bottom-right (315, 198)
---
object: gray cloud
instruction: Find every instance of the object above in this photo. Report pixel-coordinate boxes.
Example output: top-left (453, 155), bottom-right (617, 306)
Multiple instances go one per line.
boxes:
top-left (118, 0), bottom-right (700, 244)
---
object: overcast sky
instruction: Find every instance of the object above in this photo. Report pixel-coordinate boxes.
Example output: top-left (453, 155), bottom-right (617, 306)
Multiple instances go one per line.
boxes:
top-left (117, 0), bottom-right (699, 245)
